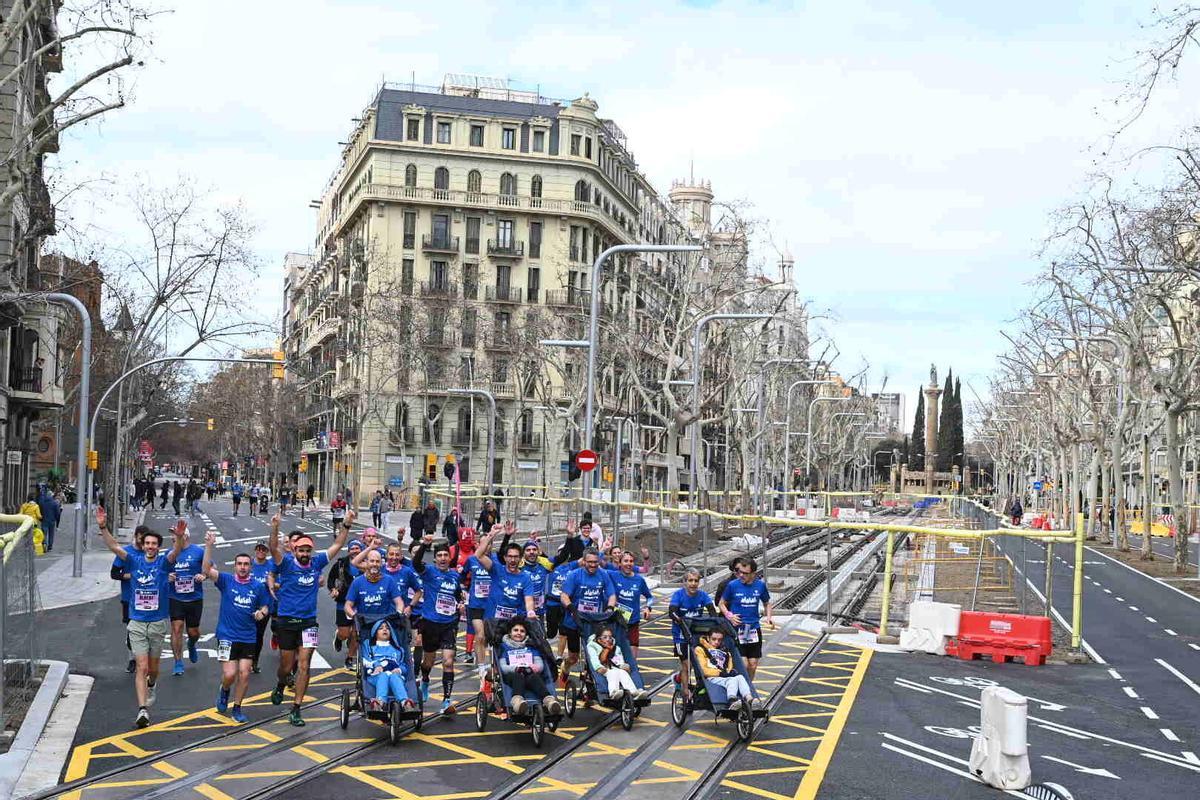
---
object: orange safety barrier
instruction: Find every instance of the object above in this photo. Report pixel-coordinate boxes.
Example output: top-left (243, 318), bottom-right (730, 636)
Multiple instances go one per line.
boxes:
top-left (945, 611), bottom-right (1053, 667)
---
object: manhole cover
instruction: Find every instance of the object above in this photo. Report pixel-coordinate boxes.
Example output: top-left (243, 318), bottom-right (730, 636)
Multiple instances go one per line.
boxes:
top-left (1023, 784), bottom-right (1074, 800)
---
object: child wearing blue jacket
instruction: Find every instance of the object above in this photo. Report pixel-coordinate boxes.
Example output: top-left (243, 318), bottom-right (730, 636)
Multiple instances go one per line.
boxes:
top-left (362, 619), bottom-right (415, 710)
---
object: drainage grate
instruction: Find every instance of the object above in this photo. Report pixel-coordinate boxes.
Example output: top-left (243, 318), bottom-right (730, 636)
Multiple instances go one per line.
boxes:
top-left (1023, 783), bottom-right (1074, 800)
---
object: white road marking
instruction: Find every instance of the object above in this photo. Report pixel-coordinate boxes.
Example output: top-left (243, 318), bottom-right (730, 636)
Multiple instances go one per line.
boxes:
top-left (1103, 588), bottom-right (1112, 594)
top-left (1116, 596), bottom-right (1124, 601)
top-left (1182, 752), bottom-right (1200, 765)
top-left (1123, 686), bottom-right (1139, 698)
top-left (1142, 752), bottom-right (1200, 773)
top-left (879, 734), bottom-right (1038, 799)
top-left (1141, 706), bottom-right (1159, 719)
top-left (1085, 545), bottom-right (1200, 606)
top-left (1156, 658), bottom-right (1200, 699)
top-left (1146, 616), bottom-right (1158, 623)
top-left (1041, 755), bottom-right (1120, 779)
top-left (1190, 643), bottom-right (1200, 651)
top-left (1130, 606), bottom-right (1140, 611)
top-left (1161, 728), bottom-right (1180, 742)
top-left (1108, 669), bottom-right (1123, 681)
top-left (1165, 629), bottom-right (1178, 636)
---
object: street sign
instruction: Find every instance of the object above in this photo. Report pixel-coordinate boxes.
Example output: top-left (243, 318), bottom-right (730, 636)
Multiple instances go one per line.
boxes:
top-left (1033, 481), bottom-right (1044, 491)
top-left (329, 431), bottom-right (342, 449)
top-left (388, 476), bottom-right (404, 487)
top-left (576, 449), bottom-right (598, 472)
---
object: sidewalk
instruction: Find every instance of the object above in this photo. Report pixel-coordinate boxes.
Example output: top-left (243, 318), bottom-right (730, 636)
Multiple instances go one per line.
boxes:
top-left (33, 505), bottom-right (124, 611)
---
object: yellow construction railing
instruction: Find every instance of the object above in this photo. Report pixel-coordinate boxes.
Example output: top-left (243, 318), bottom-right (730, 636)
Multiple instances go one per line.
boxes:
top-left (0, 513), bottom-right (37, 564)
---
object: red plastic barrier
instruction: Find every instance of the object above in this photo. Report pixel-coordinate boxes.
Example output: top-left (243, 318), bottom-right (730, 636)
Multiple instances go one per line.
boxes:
top-left (797, 508), bottom-right (806, 516)
top-left (830, 506), bottom-right (840, 519)
top-left (945, 611), bottom-right (1052, 666)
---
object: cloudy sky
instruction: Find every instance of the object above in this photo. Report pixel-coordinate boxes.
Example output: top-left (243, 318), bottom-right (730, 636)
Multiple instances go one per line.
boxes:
top-left (59, 0), bottom-right (1200, 427)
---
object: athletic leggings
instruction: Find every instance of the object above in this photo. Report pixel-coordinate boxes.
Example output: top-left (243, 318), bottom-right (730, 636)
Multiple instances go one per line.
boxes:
top-left (508, 670), bottom-right (552, 704)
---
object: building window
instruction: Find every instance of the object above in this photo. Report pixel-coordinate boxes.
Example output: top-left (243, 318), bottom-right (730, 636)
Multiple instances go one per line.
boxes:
top-left (574, 180), bottom-right (588, 202)
top-left (431, 260), bottom-right (448, 289)
top-left (470, 124), bottom-right (484, 146)
top-left (530, 175), bottom-right (542, 206)
top-left (467, 169), bottom-right (481, 194)
top-left (496, 264), bottom-right (511, 293)
top-left (401, 258), bottom-right (414, 293)
top-left (404, 164), bottom-right (417, 187)
top-left (437, 121), bottom-right (451, 143)
top-left (501, 127), bottom-right (516, 150)
top-left (529, 221), bottom-right (542, 259)
top-left (499, 172), bottom-right (516, 197)
top-left (432, 213), bottom-right (450, 245)
top-left (527, 266), bottom-right (540, 302)
top-left (463, 307), bottom-right (477, 345)
top-left (406, 117), bottom-right (420, 141)
top-left (495, 311), bottom-right (511, 334)
top-left (569, 226), bottom-right (580, 261)
top-left (403, 212), bottom-right (416, 249)
top-left (532, 130), bottom-right (545, 152)
top-left (570, 134), bottom-right (581, 156)
top-left (434, 166), bottom-right (449, 191)
top-left (465, 217), bottom-right (480, 254)
top-left (463, 262), bottom-right (479, 299)
top-left (585, 137), bottom-right (592, 159)
top-left (497, 219), bottom-right (514, 249)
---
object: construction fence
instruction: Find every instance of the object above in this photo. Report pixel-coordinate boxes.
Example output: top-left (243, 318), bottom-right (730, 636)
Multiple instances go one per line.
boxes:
top-left (0, 513), bottom-right (41, 749)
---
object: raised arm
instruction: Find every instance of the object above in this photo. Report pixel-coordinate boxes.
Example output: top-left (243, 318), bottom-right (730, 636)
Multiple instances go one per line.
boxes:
top-left (268, 513), bottom-right (283, 564)
top-left (167, 520), bottom-right (187, 564)
top-left (327, 509), bottom-right (354, 560)
top-left (95, 507), bottom-right (128, 558)
top-left (201, 531), bottom-right (220, 581)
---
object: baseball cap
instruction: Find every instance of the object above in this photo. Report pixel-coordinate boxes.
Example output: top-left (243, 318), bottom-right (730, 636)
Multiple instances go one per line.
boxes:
top-left (253, 542), bottom-right (268, 551)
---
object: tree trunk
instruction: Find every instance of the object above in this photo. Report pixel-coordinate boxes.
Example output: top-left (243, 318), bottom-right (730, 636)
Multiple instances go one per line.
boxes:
top-left (1141, 432), bottom-right (1153, 561)
top-left (1165, 409), bottom-right (1190, 574)
top-left (1112, 431), bottom-right (1129, 551)
top-left (1085, 445), bottom-right (1101, 541)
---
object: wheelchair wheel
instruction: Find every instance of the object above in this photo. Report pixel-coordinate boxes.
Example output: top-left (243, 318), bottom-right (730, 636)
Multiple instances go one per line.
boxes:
top-left (531, 703), bottom-right (546, 748)
top-left (475, 691), bottom-right (488, 732)
top-left (415, 695), bottom-right (424, 731)
top-left (564, 686), bottom-right (577, 718)
top-left (670, 687), bottom-right (687, 728)
top-left (339, 688), bottom-right (351, 730)
top-left (736, 698), bottom-right (754, 742)
top-left (619, 693), bottom-right (635, 731)
top-left (388, 701), bottom-right (403, 746)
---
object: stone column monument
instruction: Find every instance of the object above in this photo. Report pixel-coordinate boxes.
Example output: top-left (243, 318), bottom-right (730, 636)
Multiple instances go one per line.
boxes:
top-left (924, 364), bottom-right (942, 494)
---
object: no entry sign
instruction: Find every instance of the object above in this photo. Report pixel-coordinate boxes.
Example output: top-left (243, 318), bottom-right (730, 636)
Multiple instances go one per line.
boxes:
top-left (576, 449), bottom-right (598, 472)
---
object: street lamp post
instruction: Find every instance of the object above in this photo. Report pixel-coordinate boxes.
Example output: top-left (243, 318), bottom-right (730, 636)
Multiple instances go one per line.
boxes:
top-left (447, 389), bottom-right (497, 494)
top-left (805, 396), bottom-right (857, 491)
top-left (750, 359), bottom-right (808, 579)
top-left (782, 380), bottom-right (837, 497)
top-left (1, 292), bottom-right (93, 577)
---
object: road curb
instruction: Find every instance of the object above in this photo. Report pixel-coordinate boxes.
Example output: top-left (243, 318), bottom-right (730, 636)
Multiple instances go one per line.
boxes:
top-left (0, 659), bottom-right (69, 799)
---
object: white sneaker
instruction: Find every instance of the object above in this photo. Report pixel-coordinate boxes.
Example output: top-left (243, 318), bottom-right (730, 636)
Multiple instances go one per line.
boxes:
top-left (146, 680), bottom-right (157, 707)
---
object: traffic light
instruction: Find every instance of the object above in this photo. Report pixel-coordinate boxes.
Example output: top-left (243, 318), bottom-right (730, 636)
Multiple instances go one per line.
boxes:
top-left (272, 350), bottom-right (285, 380)
top-left (87, 450), bottom-right (98, 470)
top-left (425, 453), bottom-right (437, 481)
top-left (206, 418), bottom-right (215, 431)
top-left (568, 450), bottom-right (581, 482)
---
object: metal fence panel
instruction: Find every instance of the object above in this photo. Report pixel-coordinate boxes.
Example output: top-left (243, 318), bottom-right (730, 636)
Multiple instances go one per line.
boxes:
top-left (1, 516), bottom-right (41, 749)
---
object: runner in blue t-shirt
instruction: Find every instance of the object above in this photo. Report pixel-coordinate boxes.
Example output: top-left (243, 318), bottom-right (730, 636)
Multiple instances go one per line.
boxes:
top-left (167, 540), bottom-right (206, 676)
top-left (411, 534), bottom-right (465, 712)
top-left (269, 510), bottom-right (351, 726)
top-left (98, 509), bottom-right (185, 729)
top-left (344, 550), bottom-right (406, 621)
top-left (609, 551), bottom-right (655, 657)
top-left (668, 568), bottom-right (716, 701)
top-left (557, 548), bottom-right (617, 687)
top-left (543, 559), bottom-right (576, 660)
top-left (381, 543), bottom-right (422, 613)
top-left (249, 543), bottom-right (275, 673)
top-left (461, 540), bottom-right (494, 668)
top-left (521, 541), bottom-right (551, 618)
top-left (475, 537), bottom-right (537, 623)
top-left (201, 532), bottom-right (270, 722)
top-left (111, 527), bottom-right (148, 674)
top-left (719, 560), bottom-right (774, 679)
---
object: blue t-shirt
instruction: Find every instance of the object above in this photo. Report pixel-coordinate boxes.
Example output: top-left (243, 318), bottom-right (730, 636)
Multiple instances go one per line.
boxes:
top-left (125, 551), bottom-right (172, 622)
top-left (414, 562), bottom-right (462, 623)
top-left (669, 588), bottom-right (714, 643)
top-left (114, 544), bottom-right (138, 603)
top-left (721, 578), bottom-right (770, 628)
top-left (610, 571), bottom-right (653, 625)
top-left (486, 560), bottom-right (534, 621)
top-left (275, 552), bottom-right (330, 619)
top-left (214, 573), bottom-right (269, 643)
top-left (560, 567), bottom-right (616, 630)
top-left (346, 574), bottom-right (401, 617)
top-left (544, 562), bottom-right (574, 608)
top-left (523, 561), bottom-right (551, 611)
top-left (250, 559), bottom-right (277, 612)
top-left (463, 556), bottom-right (492, 610)
top-left (384, 564), bottom-right (422, 607)
top-left (169, 544), bottom-right (206, 601)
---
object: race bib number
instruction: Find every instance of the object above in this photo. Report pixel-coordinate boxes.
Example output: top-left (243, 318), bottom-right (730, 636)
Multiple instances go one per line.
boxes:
top-left (217, 640), bottom-right (232, 661)
top-left (435, 594), bottom-right (457, 617)
top-left (616, 604), bottom-right (633, 624)
top-left (473, 577), bottom-right (491, 599)
top-left (301, 627), bottom-right (319, 648)
top-left (495, 606), bottom-right (518, 620)
top-left (175, 576), bottom-right (195, 594)
top-left (509, 649), bottom-right (534, 668)
top-left (737, 625), bottom-right (760, 644)
top-left (134, 589), bottom-right (159, 612)
top-left (578, 597), bottom-right (600, 614)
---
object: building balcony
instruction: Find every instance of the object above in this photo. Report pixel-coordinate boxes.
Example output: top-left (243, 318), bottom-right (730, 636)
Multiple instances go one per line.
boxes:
top-left (9, 366), bottom-right (42, 394)
top-left (487, 240), bottom-right (524, 258)
top-left (450, 428), bottom-right (479, 447)
top-left (303, 399), bottom-right (333, 418)
top-left (420, 281), bottom-right (458, 299)
top-left (526, 287), bottom-right (539, 303)
top-left (545, 288), bottom-right (590, 308)
top-left (422, 428), bottom-right (443, 446)
top-left (305, 316), bottom-right (340, 353)
top-left (425, 329), bottom-right (457, 349)
top-left (485, 332), bottom-right (518, 351)
top-left (493, 429), bottom-right (509, 447)
top-left (485, 285), bottom-right (522, 303)
top-left (463, 282), bottom-right (479, 300)
top-left (388, 425), bottom-right (416, 445)
top-left (517, 432), bottom-right (543, 451)
top-left (425, 379), bottom-right (515, 399)
top-left (332, 374), bottom-right (360, 399)
top-left (422, 234), bottom-right (460, 254)
top-left (461, 329), bottom-right (477, 348)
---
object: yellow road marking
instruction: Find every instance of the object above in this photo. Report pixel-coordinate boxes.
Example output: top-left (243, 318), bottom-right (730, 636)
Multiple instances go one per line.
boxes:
top-left (152, 761), bottom-right (188, 778)
top-left (213, 770), bottom-right (301, 780)
top-left (290, 744), bottom-right (329, 763)
top-left (727, 766), bottom-right (810, 778)
top-left (194, 783), bottom-right (237, 800)
top-left (247, 727), bottom-right (283, 742)
top-left (792, 648), bottom-right (871, 799)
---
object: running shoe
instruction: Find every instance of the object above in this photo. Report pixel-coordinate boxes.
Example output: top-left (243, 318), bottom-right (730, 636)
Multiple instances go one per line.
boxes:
top-left (251, 662), bottom-right (261, 674)
top-left (441, 699), bottom-right (456, 714)
top-left (462, 652), bottom-right (475, 664)
top-left (230, 707), bottom-right (248, 724)
top-left (126, 658), bottom-right (135, 673)
top-left (146, 680), bottom-right (157, 707)
top-left (421, 681), bottom-right (430, 703)
top-left (135, 708), bottom-right (150, 728)
top-left (172, 659), bottom-right (184, 676)
top-left (288, 708), bottom-right (305, 727)
top-left (187, 639), bottom-right (199, 664)
top-left (216, 686), bottom-right (230, 714)
top-left (344, 657), bottom-right (354, 669)
top-left (271, 685), bottom-right (284, 705)
top-left (334, 637), bottom-right (342, 652)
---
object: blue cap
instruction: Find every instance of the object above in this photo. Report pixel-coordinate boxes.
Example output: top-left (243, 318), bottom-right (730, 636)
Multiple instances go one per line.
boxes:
top-left (349, 539), bottom-right (364, 550)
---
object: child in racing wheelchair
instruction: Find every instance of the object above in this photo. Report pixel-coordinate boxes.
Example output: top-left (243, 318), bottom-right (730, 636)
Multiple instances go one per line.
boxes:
top-left (361, 619), bottom-right (417, 711)
top-left (694, 627), bottom-right (761, 708)
top-left (498, 619), bottom-right (562, 716)
top-left (586, 625), bottom-right (649, 702)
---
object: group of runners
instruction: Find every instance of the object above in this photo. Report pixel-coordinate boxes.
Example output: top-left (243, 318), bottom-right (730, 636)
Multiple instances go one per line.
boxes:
top-left (98, 495), bottom-right (776, 730)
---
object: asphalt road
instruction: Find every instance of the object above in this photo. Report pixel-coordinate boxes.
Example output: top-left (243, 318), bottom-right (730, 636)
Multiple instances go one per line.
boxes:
top-left (996, 534), bottom-right (1200, 765)
top-left (56, 495), bottom-right (373, 746)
